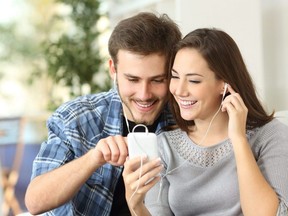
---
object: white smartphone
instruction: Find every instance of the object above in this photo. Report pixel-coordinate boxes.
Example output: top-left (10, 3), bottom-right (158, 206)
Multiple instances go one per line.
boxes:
top-left (127, 132), bottom-right (158, 160)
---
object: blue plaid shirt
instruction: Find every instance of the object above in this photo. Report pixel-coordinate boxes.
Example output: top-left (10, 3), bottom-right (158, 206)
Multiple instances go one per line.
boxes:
top-left (31, 89), bottom-right (175, 215)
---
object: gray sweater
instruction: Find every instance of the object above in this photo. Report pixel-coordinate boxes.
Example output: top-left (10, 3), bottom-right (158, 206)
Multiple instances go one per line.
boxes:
top-left (145, 119), bottom-right (288, 216)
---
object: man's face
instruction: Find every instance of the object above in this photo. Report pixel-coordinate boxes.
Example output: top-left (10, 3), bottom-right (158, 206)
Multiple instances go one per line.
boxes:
top-left (110, 50), bottom-right (169, 125)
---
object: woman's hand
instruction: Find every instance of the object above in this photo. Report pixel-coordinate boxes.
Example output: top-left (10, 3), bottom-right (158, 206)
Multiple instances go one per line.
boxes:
top-left (221, 85), bottom-right (248, 143)
top-left (123, 156), bottom-right (163, 213)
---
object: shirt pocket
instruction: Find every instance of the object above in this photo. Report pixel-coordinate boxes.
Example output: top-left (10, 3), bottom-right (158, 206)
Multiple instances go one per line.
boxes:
top-left (86, 166), bottom-right (104, 185)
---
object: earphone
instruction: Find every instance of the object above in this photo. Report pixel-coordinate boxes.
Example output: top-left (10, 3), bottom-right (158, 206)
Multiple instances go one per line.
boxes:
top-left (224, 82), bottom-right (228, 93)
top-left (159, 82), bottom-right (229, 179)
top-left (113, 73), bottom-right (117, 87)
top-left (156, 82), bottom-right (231, 204)
top-left (222, 82), bottom-right (228, 101)
top-left (113, 72), bottom-right (132, 133)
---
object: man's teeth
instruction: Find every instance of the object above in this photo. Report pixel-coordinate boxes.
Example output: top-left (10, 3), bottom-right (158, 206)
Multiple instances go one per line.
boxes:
top-left (136, 102), bottom-right (154, 107)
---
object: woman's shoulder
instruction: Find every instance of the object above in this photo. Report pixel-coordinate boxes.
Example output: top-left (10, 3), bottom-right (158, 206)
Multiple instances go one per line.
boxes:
top-left (158, 128), bottom-right (183, 139)
top-left (260, 118), bottom-right (288, 135)
top-left (250, 118), bottom-right (288, 151)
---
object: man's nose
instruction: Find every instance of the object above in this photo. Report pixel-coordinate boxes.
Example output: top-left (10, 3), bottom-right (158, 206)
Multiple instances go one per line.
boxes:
top-left (138, 82), bottom-right (152, 100)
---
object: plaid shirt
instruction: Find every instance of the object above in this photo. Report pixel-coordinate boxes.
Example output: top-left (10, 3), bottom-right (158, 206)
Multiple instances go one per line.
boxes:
top-left (31, 88), bottom-right (175, 215)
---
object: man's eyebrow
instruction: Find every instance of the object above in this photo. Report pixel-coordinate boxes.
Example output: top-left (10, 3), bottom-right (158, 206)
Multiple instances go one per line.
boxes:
top-left (124, 73), bottom-right (167, 79)
top-left (151, 73), bottom-right (167, 79)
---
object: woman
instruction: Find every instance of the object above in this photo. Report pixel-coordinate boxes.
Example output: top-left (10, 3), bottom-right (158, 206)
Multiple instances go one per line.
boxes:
top-left (123, 28), bottom-right (288, 216)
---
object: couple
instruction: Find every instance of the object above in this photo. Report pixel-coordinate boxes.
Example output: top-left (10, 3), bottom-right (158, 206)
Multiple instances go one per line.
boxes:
top-left (25, 12), bottom-right (288, 215)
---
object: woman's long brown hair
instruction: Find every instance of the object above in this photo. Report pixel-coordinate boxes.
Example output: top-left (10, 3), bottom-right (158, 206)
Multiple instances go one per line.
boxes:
top-left (168, 28), bottom-right (274, 133)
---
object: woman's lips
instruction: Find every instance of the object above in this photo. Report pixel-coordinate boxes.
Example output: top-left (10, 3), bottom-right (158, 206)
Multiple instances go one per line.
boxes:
top-left (179, 99), bottom-right (197, 108)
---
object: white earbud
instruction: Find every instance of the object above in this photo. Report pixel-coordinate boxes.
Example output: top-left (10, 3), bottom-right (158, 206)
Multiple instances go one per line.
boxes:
top-left (222, 83), bottom-right (228, 101)
top-left (224, 83), bottom-right (228, 95)
top-left (113, 73), bottom-right (117, 87)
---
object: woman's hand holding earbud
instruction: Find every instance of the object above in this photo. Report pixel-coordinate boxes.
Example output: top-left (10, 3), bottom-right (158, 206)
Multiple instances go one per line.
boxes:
top-left (221, 85), bottom-right (248, 144)
top-left (220, 86), bottom-right (278, 216)
top-left (123, 156), bottom-right (162, 215)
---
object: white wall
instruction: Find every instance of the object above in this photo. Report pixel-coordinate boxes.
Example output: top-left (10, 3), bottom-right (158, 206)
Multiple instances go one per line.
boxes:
top-left (108, 0), bottom-right (287, 112)
top-left (174, 0), bottom-right (264, 103)
top-left (262, 0), bottom-right (288, 112)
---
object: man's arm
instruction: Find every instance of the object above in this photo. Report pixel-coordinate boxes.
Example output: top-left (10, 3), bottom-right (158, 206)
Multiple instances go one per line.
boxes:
top-left (25, 135), bottom-right (128, 215)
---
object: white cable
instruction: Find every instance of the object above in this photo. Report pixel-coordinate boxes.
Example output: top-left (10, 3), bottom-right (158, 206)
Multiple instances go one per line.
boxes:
top-left (123, 107), bottom-right (131, 133)
top-left (157, 87), bottom-right (228, 201)
top-left (128, 155), bottom-right (143, 216)
top-left (156, 106), bottom-right (219, 202)
top-left (114, 74), bottom-right (150, 215)
top-left (198, 83), bottom-right (227, 145)
top-left (198, 103), bottom-right (222, 146)
top-left (127, 125), bottom-right (150, 216)
top-left (114, 72), bottom-right (132, 133)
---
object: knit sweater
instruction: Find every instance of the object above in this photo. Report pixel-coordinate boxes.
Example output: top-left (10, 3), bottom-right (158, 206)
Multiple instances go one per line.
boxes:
top-left (145, 119), bottom-right (288, 216)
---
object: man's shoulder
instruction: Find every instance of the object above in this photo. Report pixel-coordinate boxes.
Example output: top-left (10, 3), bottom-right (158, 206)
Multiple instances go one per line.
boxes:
top-left (49, 89), bottom-right (121, 127)
top-left (57, 89), bottom-right (119, 115)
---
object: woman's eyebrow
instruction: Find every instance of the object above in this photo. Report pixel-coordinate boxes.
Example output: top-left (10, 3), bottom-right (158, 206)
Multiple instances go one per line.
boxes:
top-left (171, 68), bottom-right (203, 77)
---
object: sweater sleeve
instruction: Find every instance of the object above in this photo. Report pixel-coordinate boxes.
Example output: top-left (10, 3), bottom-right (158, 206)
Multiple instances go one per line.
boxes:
top-left (145, 133), bottom-right (174, 216)
top-left (253, 119), bottom-right (288, 214)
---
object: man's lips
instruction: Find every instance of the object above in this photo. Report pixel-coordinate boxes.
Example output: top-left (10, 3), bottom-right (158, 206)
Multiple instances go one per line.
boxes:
top-left (134, 100), bottom-right (156, 110)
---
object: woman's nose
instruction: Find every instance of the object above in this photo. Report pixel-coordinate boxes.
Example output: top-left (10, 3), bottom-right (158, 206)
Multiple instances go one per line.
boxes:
top-left (174, 80), bottom-right (189, 97)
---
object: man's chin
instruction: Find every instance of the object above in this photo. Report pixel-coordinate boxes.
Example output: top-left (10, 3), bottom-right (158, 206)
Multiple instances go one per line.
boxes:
top-left (133, 115), bottom-right (158, 126)
top-left (134, 120), bottom-right (153, 125)
top-left (129, 103), bottom-right (163, 125)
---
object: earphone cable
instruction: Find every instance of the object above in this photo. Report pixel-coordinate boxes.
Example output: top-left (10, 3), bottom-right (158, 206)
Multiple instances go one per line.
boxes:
top-left (128, 155), bottom-right (144, 216)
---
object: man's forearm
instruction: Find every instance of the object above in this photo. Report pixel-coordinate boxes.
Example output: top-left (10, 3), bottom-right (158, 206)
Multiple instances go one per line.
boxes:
top-left (25, 150), bottom-right (101, 214)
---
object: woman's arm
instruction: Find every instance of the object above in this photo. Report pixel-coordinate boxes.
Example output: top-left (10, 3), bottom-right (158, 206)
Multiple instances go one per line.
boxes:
top-left (222, 85), bottom-right (279, 216)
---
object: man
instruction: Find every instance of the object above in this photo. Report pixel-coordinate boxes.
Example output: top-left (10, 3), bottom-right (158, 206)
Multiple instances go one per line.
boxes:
top-left (25, 12), bottom-right (181, 215)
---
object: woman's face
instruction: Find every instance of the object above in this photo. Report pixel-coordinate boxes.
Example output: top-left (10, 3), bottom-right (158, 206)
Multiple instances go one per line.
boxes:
top-left (169, 48), bottom-right (224, 122)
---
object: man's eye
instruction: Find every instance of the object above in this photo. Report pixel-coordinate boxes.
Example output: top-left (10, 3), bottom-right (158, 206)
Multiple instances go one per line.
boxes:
top-left (128, 79), bottom-right (138, 82)
top-left (153, 79), bottom-right (165, 83)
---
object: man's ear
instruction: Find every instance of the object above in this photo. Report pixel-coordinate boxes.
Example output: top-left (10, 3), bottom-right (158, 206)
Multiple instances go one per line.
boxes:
top-left (109, 59), bottom-right (116, 80)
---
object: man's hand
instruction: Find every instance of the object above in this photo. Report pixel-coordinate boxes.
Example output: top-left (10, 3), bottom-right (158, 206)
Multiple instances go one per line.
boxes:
top-left (93, 135), bottom-right (129, 166)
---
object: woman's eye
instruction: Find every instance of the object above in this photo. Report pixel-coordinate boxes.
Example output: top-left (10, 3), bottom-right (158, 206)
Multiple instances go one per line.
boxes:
top-left (189, 80), bottom-right (201, 84)
top-left (171, 75), bottom-right (179, 79)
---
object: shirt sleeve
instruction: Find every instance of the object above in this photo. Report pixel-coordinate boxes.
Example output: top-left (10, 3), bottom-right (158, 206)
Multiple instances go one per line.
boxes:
top-left (31, 114), bottom-right (74, 179)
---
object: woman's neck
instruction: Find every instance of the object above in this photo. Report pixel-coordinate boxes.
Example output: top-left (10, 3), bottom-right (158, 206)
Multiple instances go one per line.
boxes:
top-left (188, 111), bottom-right (229, 146)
